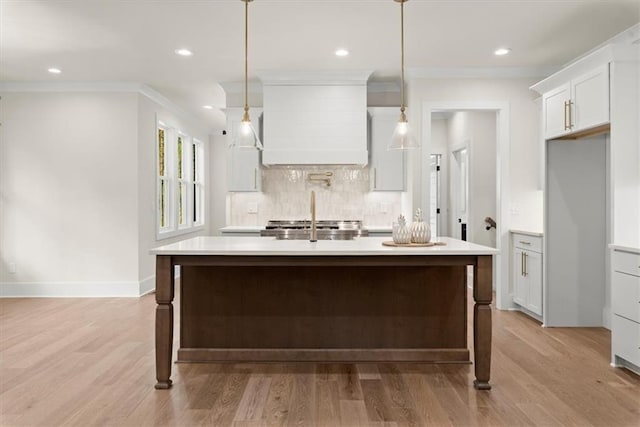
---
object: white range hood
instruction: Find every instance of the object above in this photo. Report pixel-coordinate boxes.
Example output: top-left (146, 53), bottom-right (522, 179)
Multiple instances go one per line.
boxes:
top-left (259, 70), bottom-right (372, 166)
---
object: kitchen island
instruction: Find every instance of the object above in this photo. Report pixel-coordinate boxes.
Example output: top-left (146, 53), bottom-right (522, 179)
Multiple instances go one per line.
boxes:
top-left (150, 236), bottom-right (498, 390)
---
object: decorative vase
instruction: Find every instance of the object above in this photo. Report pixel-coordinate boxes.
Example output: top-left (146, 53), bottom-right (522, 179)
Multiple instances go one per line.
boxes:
top-left (392, 214), bottom-right (412, 244)
top-left (411, 208), bottom-right (431, 243)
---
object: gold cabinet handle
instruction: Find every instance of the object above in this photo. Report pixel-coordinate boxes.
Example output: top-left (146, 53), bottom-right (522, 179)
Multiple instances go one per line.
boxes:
top-left (519, 241), bottom-right (531, 245)
top-left (254, 168), bottom-right (257, 190)
top-left (373, 168), bottom-right (377, 189)
top-left (521, 252), bottom-right (525, 277)
top-left (564, 100), bottom-right (570, 130)
top-left (524, 252), bottom-right (528, 277)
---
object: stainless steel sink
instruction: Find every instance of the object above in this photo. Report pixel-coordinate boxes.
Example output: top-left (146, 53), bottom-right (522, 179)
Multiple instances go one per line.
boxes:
top-left (272, 229), bottom-right (367, 240)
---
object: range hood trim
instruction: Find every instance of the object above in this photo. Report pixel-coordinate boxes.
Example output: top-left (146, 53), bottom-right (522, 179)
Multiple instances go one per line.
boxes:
top-left (258, 70), bottom-right (373, 86)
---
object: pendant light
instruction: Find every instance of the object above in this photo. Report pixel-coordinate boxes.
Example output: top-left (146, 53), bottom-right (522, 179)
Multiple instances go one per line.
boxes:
top-left (389, 0), bottom-right (419, 150)
top-left (233, 0), bottom-right (262, 150)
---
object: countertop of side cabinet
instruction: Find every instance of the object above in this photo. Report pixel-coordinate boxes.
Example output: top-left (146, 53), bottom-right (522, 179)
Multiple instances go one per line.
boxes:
top-left (510, 229), bottom-right (544, 237)
top-left (220, 226), bottom-right (264, 233)
top-left (609, 244), bottom-right (640, 255)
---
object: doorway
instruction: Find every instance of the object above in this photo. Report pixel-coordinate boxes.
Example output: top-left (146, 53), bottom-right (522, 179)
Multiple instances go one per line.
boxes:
top-left (422, 102), bottom-right (510, 310)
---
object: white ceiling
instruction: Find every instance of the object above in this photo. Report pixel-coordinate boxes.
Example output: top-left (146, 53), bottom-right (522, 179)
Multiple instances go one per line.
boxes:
top-left (1, 0), bottom-right (639, 129)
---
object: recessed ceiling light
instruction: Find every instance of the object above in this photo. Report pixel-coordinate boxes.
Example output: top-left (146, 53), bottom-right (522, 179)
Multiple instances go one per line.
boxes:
top-left (335, 48), bottom-right (349, 57)
top-left (494, 47), bottom-right (511, 56)
top-left (175, 48), bottom-right (193, 57)
top-left (202, 105), bottom-right (213, 110)
top-left (48, 67), bottom-right (62, 74)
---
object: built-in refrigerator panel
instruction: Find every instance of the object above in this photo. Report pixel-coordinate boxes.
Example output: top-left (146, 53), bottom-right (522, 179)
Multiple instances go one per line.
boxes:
top-left (545, 135), bottom-right (608, 327)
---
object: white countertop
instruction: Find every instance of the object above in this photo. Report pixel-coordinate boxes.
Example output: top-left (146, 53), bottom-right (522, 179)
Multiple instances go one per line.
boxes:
top-left (510, 229), bottom-right (544, 237)
top-left (609, 244), bottom-right (640, 255)
top-left (150, 236), bottom-right (499, 256)
top-left (220, 226), bottom-right (264, 233)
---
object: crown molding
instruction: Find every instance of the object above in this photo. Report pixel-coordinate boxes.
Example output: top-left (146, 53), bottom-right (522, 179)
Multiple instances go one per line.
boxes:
top-left (0, 81), bottom-right (199, 127)
top-left (564, 22), bottom-right (640, 67)
top-left (406, 66), bottom-right (559, 80)
top-left (530, 43), bottom-right (639, 94)
top-left (0, 81), bottom-right (144, 93)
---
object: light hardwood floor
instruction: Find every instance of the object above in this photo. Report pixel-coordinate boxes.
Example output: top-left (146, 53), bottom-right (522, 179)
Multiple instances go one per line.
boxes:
top-left (1, 289), bottom-right (639, 427)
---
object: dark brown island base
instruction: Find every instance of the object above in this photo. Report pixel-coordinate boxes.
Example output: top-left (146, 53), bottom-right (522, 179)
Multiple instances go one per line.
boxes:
top-left (150, 236), bottom-right (498, 390)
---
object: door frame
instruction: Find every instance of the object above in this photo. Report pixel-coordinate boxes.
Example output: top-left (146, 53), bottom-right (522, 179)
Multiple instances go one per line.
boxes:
top-left (422, 101), bottom-right (511, 310)
top-left (450, 142), bottom-right (470, 241)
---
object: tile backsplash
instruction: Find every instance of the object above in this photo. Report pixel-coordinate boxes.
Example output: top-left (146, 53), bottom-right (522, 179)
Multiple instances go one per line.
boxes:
top-left (228, 166), bottom-right (403, 227)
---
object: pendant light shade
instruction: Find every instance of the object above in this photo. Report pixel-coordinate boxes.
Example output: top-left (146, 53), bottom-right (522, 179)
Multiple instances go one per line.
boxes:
top-left (232, 0), bottom-right (262, 150)
top-left (388, 0), bottom-right (419, 150)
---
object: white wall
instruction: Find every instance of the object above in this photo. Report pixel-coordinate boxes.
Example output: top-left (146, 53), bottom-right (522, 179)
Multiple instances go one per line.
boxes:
top-left (408, 78), bottom-right (544, 233)
top-left (0, 92), bottom-right (140, 295)
top-left (0, 90), bottom-right (213, 296)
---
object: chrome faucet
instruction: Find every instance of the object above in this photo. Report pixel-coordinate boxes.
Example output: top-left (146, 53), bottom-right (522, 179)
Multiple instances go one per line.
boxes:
top-left (310, 190), bottom-right (317, 242)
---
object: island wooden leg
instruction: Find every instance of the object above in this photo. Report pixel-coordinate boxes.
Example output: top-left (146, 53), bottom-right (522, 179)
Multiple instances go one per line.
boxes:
top-left (155, 255), bottom-right (175, 390)
top-left (473, 255), bottom-right (492, 390)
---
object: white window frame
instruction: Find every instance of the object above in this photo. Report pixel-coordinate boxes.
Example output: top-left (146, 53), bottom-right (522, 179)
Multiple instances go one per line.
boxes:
top-left (192, 139), bottom-right (205, 227)
top-left (156, 119), bottom-right (205, 240)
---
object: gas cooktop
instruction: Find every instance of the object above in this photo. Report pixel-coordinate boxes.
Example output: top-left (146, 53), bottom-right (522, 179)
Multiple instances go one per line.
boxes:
top-left (264, 220), bottom-right (364, 230)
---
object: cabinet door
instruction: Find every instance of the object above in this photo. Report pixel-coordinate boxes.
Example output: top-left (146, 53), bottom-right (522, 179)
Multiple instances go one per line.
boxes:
top-left (525, 251), bottom-right (543, 316)
top-left (369, 109), bottom-right (405, 191)
top-left (543, 83), bottom-right (571, 139)
top-left (225, 108), bottom-right (262, 192)
top-left (513, 248), bottom-right (528, 307)
top-left (228, 147), bottom-right (261, 192)
top-left (571, 64), bottom-right (609, 132)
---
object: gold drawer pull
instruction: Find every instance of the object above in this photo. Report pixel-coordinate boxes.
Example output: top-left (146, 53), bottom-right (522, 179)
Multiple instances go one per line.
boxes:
top-left (519, 241), bottom-right (531, 245)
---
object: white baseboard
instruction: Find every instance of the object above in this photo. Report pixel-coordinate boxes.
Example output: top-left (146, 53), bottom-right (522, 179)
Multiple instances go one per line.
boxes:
top-left (602, 306), bottom-right (611, 331)
top-left (1, 278), bottom-right (154, 298)
top-left (139, 275), bottom-right (156, 296)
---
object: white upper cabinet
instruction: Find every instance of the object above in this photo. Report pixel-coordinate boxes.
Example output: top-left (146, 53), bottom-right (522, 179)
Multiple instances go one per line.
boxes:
top-left (542, 83), bottom-right (571, 139)
top-left (572, 65), bottom-right (610, 131)
top-left (368, 108), bottom-right (405, 191)
top-left (225, 108), bottom-right (262, 192)
top-left (541, 64), bottom-right (609, 139)
top-left (260, 71), bottom-right (371, 166)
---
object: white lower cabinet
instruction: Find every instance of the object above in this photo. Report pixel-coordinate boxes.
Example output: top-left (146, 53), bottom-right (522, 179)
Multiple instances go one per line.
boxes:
top-left (612, 248), bottom-right (640, 373)
top-left (512, 232), bottom-right (543, 317)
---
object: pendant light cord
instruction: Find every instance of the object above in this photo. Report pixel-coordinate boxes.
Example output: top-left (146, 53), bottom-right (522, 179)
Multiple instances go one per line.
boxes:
top-left (400, 0), bottom-right (405, 114)
top-left (244, 0), bottom-right (249, 116)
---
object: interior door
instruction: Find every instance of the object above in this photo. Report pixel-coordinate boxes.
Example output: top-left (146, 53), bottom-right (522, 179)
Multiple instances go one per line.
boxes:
top-left (429, 154), bottom-right (442, 237)
top-left (451, 147), bottom-right (469, 240)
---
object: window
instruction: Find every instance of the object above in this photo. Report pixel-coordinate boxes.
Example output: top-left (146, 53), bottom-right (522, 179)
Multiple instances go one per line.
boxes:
top-left (157, 121), bottom-right (205, 239)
